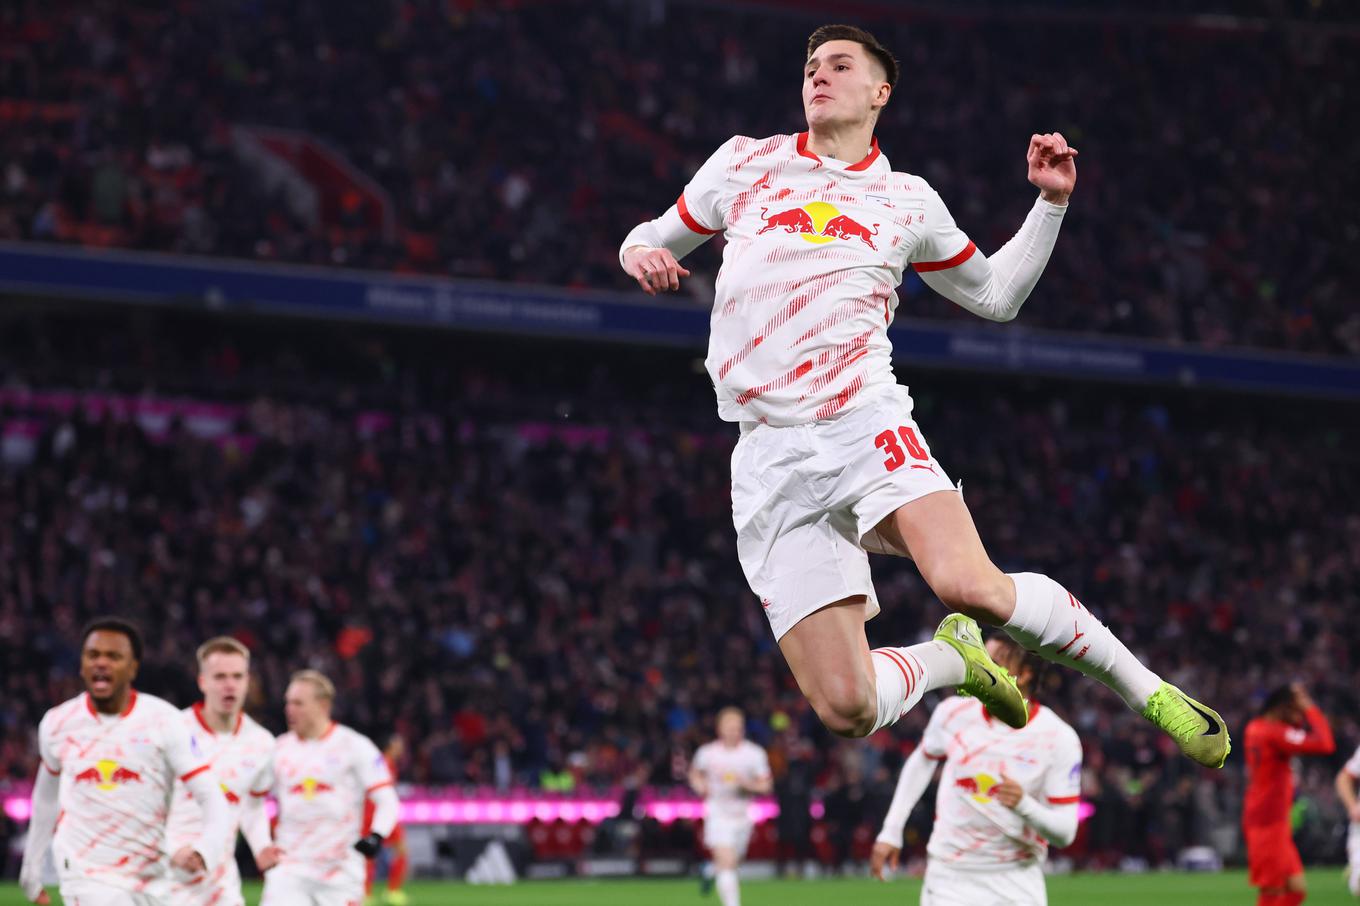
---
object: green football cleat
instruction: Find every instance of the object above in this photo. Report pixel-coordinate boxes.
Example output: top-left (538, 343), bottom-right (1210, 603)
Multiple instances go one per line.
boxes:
top-left (1141, 682), bottom-right (1231, 769)
top-left (933, 613), bottom-right (1029, 729)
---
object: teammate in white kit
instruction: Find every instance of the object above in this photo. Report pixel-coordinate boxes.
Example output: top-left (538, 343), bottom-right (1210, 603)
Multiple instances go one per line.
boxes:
top-left (1334, 743), bottom-right (1360, 896)
top-left (619, 23), bottom-right (1228, 768)
top-left (871, 637), bottom-right (1081, 905)
top-left (259, 670), bottom-right (400, 906)
top-left (688, 708), bottom-right (773, 906)
top-left (165, 637), bottom-right (277, 906)
top-left (19, 618), bottom-right (232, 906)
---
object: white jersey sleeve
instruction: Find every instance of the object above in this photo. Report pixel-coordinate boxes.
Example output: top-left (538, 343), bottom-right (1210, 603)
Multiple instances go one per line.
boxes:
top-left (909, 188), bottom-right (975, 270)
top-left (1043, 727), bottom-right (1084, 805)
top-left (913, 187), bottom-right (1067, 323)
top-left (619, 137), bottom-right (738, 266)
top-left (1346, 744), bottom-right (1360, 778)
top-left (919, 698), bottom-right (955, 760)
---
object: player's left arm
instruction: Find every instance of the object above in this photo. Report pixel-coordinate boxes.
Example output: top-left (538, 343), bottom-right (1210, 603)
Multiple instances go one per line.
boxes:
top-left (912, 133), bottom-right (1075, 323)
top-left (165, 720), bottom-right (231, 875)
top-left (355, 737), bottom-right (399, 857)
top-left (742, 748), bottom-right (774, 796)
top-left (241, 756), bottom-right (276, 864)
top-left (996, 730), bottom-right (1083, 848)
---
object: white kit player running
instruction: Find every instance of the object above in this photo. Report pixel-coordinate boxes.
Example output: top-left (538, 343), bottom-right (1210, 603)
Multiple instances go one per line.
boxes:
top-left (19, 619), bottom-right (231, 906)
top-left (259, 670), bottom-right (400, 906)
top-left (871, 637), bottom-right (1081, 905)
top-left (165, 637), bottom-right (276, 906)
top-left (688, 708), bottom-right (773, 906)
top-left (1334, 743), bottom-right (1360, 897)
top-left (619, 23), bottom-right (1228, 768)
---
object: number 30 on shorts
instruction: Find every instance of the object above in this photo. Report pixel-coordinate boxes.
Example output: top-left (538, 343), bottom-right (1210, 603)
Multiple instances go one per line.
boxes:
top-left (874, 426), bottom-right (929, 472)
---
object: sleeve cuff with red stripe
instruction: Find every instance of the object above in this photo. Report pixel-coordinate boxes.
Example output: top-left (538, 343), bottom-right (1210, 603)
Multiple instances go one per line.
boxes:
top-left (1047, 795), bottom-right (1081, 805)
top-left (180, 764), bottom-right (211, 783)
top-left (913, 240), bottom-right (977, 273)
top-left (677, 194), bottom-right (719, 236)
top-left (366, 780), bottom-right (396, 795)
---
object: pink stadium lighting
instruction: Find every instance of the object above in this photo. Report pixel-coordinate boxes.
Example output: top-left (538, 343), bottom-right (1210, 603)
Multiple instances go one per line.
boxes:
top-left (2, 793), bottom-right (1090, 827)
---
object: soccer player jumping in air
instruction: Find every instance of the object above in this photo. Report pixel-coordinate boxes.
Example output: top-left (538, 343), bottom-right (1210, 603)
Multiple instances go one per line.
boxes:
top-left (619, 23), bottom-right (1229, 767)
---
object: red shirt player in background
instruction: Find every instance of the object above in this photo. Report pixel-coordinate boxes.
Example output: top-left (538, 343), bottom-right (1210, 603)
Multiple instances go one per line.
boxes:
top-left (1243, 683), bottom-right (1335, 906)
top-left (363, 735), bottom-right (409, 906)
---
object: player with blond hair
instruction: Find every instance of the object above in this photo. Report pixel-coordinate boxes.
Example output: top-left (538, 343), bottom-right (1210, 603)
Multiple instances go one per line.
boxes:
top-left (165, 637), bottom-right (277, 906)
top-left (260, 670), bottom-right (400, 906)
top-left (688, 707), bottom-right (772, 906)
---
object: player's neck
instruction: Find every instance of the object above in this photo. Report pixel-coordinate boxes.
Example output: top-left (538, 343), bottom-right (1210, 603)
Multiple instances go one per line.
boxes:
top-left (91, 686), bottom-right (133, 716)
top-left (298, 719), bottom-right (333, 741)
top-left (805, 121), bottom-right (875, 165)
top-left (206, 707), bottom-right (240, 735)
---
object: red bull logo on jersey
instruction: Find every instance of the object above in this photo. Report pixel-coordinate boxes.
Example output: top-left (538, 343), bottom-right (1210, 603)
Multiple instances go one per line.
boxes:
top-left (954, 772), bottom-right (999, 804)
top-left (72, 759), bottom-right (143, 791)
top-left (757, 201), bottom-right (879, 250)
top-left (222, 784), bottom-right (241, 805)
top-left (289, 777), bottom-right (334, 800)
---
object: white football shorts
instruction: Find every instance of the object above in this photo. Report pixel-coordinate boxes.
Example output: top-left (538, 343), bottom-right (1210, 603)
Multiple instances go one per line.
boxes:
top-left (921, 858), bottom-right (1047, 906)
top-left (57, 878), bottom-right (167, 906)
top-left (731, 383), bottom-right (956, 641)
top-left (260, 867), bottom-right (361, 906)
top-left (702, 815), bottom-right (754, 856)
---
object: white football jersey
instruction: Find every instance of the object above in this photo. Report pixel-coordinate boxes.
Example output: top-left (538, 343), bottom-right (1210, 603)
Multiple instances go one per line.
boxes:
top-left (921, 696), bottom-right (1083, 867)
top-left (36, 691), bottom-right (215, 895)
top-left (692, 740), bottom-right (771, 824)
top-left (1345, 743), bottom-right (1360, 780)
top-left (270, 723), bottom-right (394, 886)
top-left (677, 132), bottom-right (976, 426)
top-left (165, 704), bottom-right (275, 896)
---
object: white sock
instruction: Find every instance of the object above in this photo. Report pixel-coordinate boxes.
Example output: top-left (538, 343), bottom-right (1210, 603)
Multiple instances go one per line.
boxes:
top-left (868, 641), bottom-right (965, 734)
top-left (716, 868), bottom-right (740, 906)
top-left (1004, 572), bottom-right (1161, 710)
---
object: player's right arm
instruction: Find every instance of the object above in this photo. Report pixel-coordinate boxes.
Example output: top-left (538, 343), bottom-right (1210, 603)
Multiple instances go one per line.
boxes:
top-left (687, 746), bottom-right (710, 798)
top-left (1337, 751), bottom-right (1360, 823)
top-left (19, 713), bottom-right (60, 904)
top-left (619, 137), bottom-right (738, 296)
top-left (872, 742), bottom-right (944, 880)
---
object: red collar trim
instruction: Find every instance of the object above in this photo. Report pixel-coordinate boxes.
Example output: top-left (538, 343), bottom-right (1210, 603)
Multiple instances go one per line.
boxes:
top-left (796, 132), bottom-right (881, 171)
top-left (87, 689), bottom-right (138, 718)
top-left (192, 701), bottom-right (244, 736)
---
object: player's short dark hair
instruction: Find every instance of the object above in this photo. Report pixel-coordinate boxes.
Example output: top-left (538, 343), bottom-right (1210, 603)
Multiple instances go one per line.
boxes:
top-left (1259, 684), bottom-right (1296, 716)
top-left (80, 617), bottom-right (144, 662)
top-left (806, 24), bottom-right (899, 89)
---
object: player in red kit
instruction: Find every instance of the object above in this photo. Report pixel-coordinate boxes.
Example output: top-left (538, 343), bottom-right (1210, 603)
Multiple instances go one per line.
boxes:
top-left (363, 735), bottom-right (409, 906)
top-left (1243, 684), bottom-right (1335, 906)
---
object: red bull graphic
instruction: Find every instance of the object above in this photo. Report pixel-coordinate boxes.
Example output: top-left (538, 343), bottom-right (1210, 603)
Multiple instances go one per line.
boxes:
top-left (222, 785), bottom-right (241, 805)
top-left (288, 777), bottom-right (335, 800)
top-left (757, 201), bottom-right (879, 250)
top-left (72, 759), bottom-right (143, 791)
top-left (953, 772), bottom-right (998, 803)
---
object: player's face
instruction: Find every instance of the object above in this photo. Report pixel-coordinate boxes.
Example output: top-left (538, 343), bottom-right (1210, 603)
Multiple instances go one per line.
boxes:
top-left (199, 652), bottom-right (250, 716)
top-left (80, 630), bottom-right (138, 705)
top-left (802, 40), bottom-right (890, 131)
top-left (718, 712), bottom-right (744, 744)
top-left (284, 681), bottom-right (329, 735)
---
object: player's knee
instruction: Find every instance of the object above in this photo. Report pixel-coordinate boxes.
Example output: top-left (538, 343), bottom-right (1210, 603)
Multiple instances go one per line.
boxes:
top-left (931, 568), bottom-right (1010, 622)
top-left (1285, 874), bottom-right (1307, 894)
top-left (808, 673), bottom-right (875, 737)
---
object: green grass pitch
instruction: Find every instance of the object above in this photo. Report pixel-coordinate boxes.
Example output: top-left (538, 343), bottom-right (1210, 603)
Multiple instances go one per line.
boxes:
top-left (11, 870), bottom-right (1358, 905)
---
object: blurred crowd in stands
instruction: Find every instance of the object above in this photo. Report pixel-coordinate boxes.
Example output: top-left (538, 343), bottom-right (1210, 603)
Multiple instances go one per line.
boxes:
top-left (0, 1), bottom-right (1357, 354)
top-left (0, 304), bottom-right (1356, 868)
